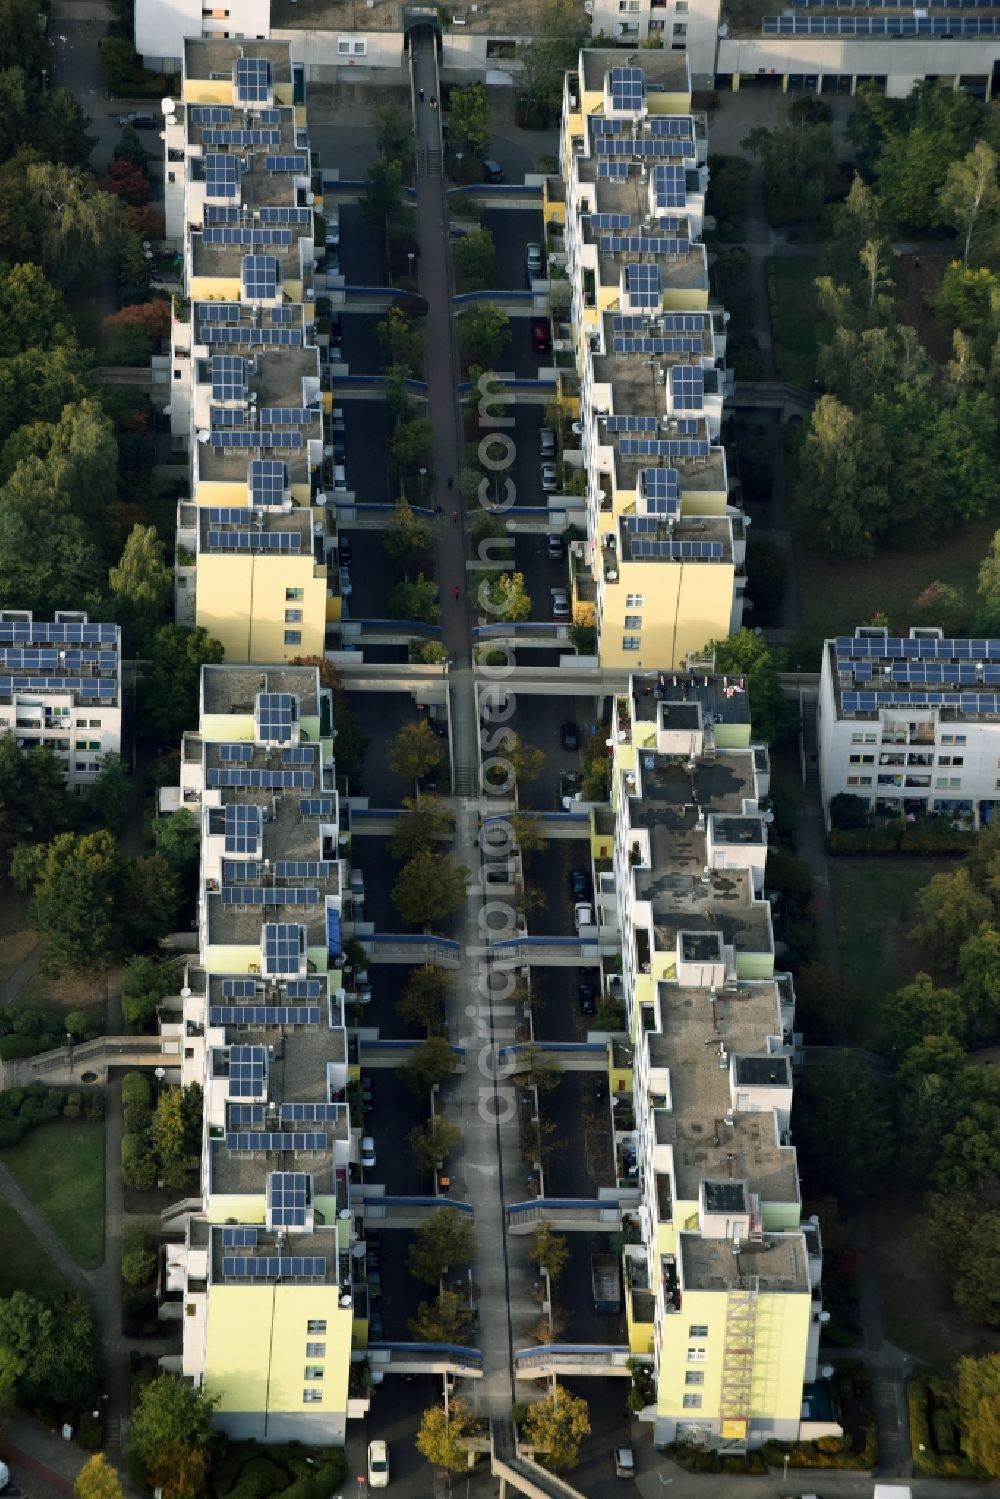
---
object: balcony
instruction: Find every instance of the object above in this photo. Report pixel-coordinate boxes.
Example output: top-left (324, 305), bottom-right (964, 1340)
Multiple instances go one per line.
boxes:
top-left (660, 1252), bottom-right (681, 1313)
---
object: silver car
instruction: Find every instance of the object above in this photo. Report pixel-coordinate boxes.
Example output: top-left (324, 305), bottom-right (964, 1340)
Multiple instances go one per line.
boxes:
top-left (541, 461), bottom-right (558, 493)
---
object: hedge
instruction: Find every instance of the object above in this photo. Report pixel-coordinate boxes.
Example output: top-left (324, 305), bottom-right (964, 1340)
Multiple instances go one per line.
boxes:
top-left (662, 1444), bottom-right (767, 1474)
top-left (762, 1435), bottom-right (875, 1470)
top-left (907, 1376), bottom-right (980, 1478)
top-left (828, 825), bottom-right (976, 856)
top-left (0, 1085), bottom-right (94, 1145)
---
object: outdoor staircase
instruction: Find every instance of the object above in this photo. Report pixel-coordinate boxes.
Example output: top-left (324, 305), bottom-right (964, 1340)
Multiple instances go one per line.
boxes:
top-left (418, 146), bottom-right (443, 177)
top-left (718, 1276), bottom-right (760, 1450)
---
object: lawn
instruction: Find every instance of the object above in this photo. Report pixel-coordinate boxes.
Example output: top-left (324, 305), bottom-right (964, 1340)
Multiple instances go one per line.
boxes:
top-left (767, 254), bottom-right (821, 387)
top-left (0, 1120), bottom-right (105, 1269)
top-left (827, 857), bottom-right (950, 1040)
top-left (0, 1210), bottom-right (71, 1300)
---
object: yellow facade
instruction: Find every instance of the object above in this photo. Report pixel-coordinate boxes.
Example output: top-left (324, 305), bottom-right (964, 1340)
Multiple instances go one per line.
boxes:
top-left (599, 561), bottom-right (735, 670)
top-left (196, 553), bottom-right (327, 662)
top-left (190, 275), bottom-right (241, 301)
top-left (204, 1284), bottom-right (351, 1419)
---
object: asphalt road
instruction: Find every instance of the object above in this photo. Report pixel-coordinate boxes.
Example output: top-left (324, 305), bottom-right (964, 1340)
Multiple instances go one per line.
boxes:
top-left (530, 964), bottom-right (604, 1045)
top-left (552, 1230), bottom-right (628, 1345)
top-left (545, 1076), bottom-right (616, 1200)
top-left (500, 691), bottom-right (597, 810)
top-left (364, 1069), bottom-right (430, 1194)
top-left (523, 839), bottom-right (578, 936)
top-left (480, 207), bottom-right (545, 292)
top-left (342, 311), bottom-right (387, 375)
top-left (336, 399), bottom-right (394, 505)
top-left (347, 690), bottom-right (433, 805)
top-left (356, 961), bottom-right (426, 1041)
top-left (342, 527), bottom-right (404, 619)
top-left (348, 833), bottom-right (400, 930)
top-left (512, 533), bottom-right (568, 623)
top-left (336, 202), bottom-right (388, 286)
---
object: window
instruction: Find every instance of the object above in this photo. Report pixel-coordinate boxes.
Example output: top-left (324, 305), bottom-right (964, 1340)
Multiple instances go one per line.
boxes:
top-left (938, 756), bottom-right (964, 767)
top-left (622, 636), bottom-right (641, 652)
top-left (648, 16), bottom-right (665, 25)
top-left (186, 1304), bottom-right (197, 1317)
top-left (307, 1320), bottom-right (327, 1335)
top-left (847, 775), bottom-right (872, 786)
top-left (675, 2), bottom-right (689, 10)
top-left (685, 1371), bottom-right (704, 1385)
top-left (688, 1324), bottom-right (708, 1337)
top-left (302, 1390), bottom-right (323, 1404)
top-left (682, 1394), bottom-right (702, 1408)
top-left (304, 1366), bottom-right (324, 1381)
top-left (849, 754), bottom-right (874, 764)
top-left (337, 36), bottom-right (366, 54)
top-left (285, 609), bottom-right (303, 623)
top-left (284, 630), bottom-right (302, 646)
top-left (306, 1342), bottom-right (325, 1357)
top-left (286, 588), bottom-right (304, 602)
top-left (673, 21), bottom-right (687, 33)
top-left (687, 1347), bottom-right (707, 1362)
top-left (624, 615), bottom-right (642, 629)
top-left (851, 731), bottom-right (876, 744)
top-left (935, 777), bottom-right (961, 789)
top-left (625, 593), bottom-right (643, 608)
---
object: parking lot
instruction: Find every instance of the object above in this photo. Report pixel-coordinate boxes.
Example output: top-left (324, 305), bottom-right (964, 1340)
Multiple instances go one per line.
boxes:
top-left (494, 691), bottom-right (597, 810)
top-left (480, 206), bottom-right (545, 292)
top-left (522, 837), bottom-right (583, 936)
top-left (335, 202), bottom-right (388, 286)
top-left (340, 527), bottom-right (403, 619)
top-left (365, 1226), bottom-right (418, 1343)
top-left (348, 691), bottom-right (436, 804)
top-left (544, 1074), bottom-right (615, 1198)
top-left (531, 965), bottom-right (603, 1044)
top-left (341, 311), bottom-right (387, 375)
top-left (552, 1232), bottom-right (627, 1347)
top-left (336, 399), bottom-right (393, 504)
top-left (345, 834), bottom-right (398, 930)
top-left (363, 1068), bottom-right (429, 1193)
top-left (354, 962), bottom-right (426, 1041)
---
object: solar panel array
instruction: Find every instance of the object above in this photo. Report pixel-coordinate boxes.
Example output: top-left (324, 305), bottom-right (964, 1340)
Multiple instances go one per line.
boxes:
top-left (652, 164), bottom-right (686, 208)
top-left (589, 212), bottom-right (632, 230)
top-left (211, 408), bottom-right (247, 429)
top-left (0, 622), bottom-right (117, 644)
top-left (190, 105), bottom-right (233, 124)
top-left (595, 136), bottom-right (690, 159)
top-left (662, 312), bottom-right (709, 331)
top-left (229, 1103), bottom-right (266, 1126)
top-left (0, 648), bottom-right (117, 669)
top-left (601, 234), bottom-right (688, 255)
top-left (211, 355), bottom-right (245, 400)
top-left (204, 226), bottom-right (292, 247)
top-left (263, 923), bottom-right (303, 974)
top-left (268, 1170), bottom-right (309, 1225)
top-left (630, 538), bottom-right (724, 560)
top-left (242, 254), bottom-right (279, 298)
top-left (208, 431), bottom-right (303, 450)
top-left (259, 206), bottom-right (312, 224)
top-left (210, 1002), bottom-right (320, 1022)
top-left (222, 861), bottom-right (261, 883)
top-left (620, 436), bottom-right (711, 457)
top-left (608, 66), bottom-right (645, 111)
top-left (299, 797), bottom-right (334, 817)
top-left (205, 206), bottom-right (239, 225)
top-left (671, 365), bottom-right (704, 410)
top-left (613, 335), bottom-right (702, 354)
top-left (222, 1256), bottom-right (326, 1278)
top-left (280, 1103), bottom-right (341, 1122)
top-left (236, 56), bottom-right (272, 102)
top-left (274, 860), bottom-right (329, 877)
top-left (258, 108), bottom-right (281, 123)
top-left (220, 742), bottom-right (254, 761)
top-left (206, 530), bottom-right (303, 552)
top-left (286, 979), bottom-right (324, 998)
top-left (258, 692), bottom-right (296, 741)
top-left (835, 636), bottom-right (1000, 659)
top-left (205, 154), bottom-right (239, 198)
top-left (0, 676), bottom-right (117, 697)
top-left (625, 264), bottom-right (661, 308)
top-left (198, 301), bottom-right (241, 322)
top-left (200, 326), bottom-right (304, 347)
top-left (222, 1226), bottom-right (258, 1246)
top-left (223, 979), bottom-right (258, 998)
top-left (605, 414), bottom-right (657, 432)
top-left (641, 468), bottom-right (680, 515)
top-left (764, 11), bottom-right (1000, 26)
top-left (202, 128), bottom-right (282, 147)
top-left (249, 458), bottom-right (288, 503)
top-left (282, 746), bottom-right (315, 765)
top-left (208, 767), bottom-right (314, 788)
top-left (843, 690), bottom-right (1000, 713)
top-left (220, 884), bottom-right (320, 905)
top-left (228, 1044), bottom-right (267, 1097)
top-left (265, 154), bottom-right (308, 172)
top-left (598, 160), bottom-right (629, 180)
top-left (259, 407), bottom-right (316, 425)
top-left (224, 803), bottom-right (263, 856)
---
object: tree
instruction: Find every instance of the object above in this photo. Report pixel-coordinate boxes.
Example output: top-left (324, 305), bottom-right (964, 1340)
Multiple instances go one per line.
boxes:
top-left (792, 961), bottom-right (860, 1046)
top-left (895, 1032), bottom-right (972, 1183)
top-left (509, 734), bottom-right (545, 786)
top-left (128, 1376), bottom-right (218, 1499)
top-left (0, 1290), bottom-right (101, 1410)
top-left (742, 114), bottom-right (836, 223)
top-left (882, 972), bottom-right (966, 1056)
top-left (951, 1213), bottom-right (1000, 1327)
top-left (376, 306), bottom-right (424, 374)
top-left (515, 0), bottom-right (590, 120)
top-left (121, 1239), bottom-right (157, 1287)
top-left (11, 829), bottom-right (122, 974)
top-left (794, 1052), bottom-right (894, 1205)
top-left (121, 1130), bottom-right (157, 1190)
top-left (22, 159), bottom-right (123, 287)
top-left (75, 1455), bottom-right (124, 1499)
top-left (87, 753), bottom-right (131, 836)
top-left (448, 82), bottom-right (490, 154)
top-left (390, 416), bottom-right (433, 476)
top-left (978, 530), bottom-right (1000, 631)
top-left (140, 626), bottom-right (225, 745)
top-left (797, 395), bottom-right (890, 557)
top-left (154, 809), bottom-right (200, 880)
top-left (528, 1223), bottom-right (569, 1281)
top-left (402, 1035), bottom-right (459, 1097)
top-left (957, 1353), bottom-right (1000, 1475)
top-left (959, 923), bottom-right (1000, 1045)
top-left (912, 866), bottom-right (993, 969)
top-left (522, 1386), bottom-right (590, 1473)
top-left (407, 1208), bottom-right (475, 1285)
top-left (873, 81), bottom-right (982, 231)
top-left (384, 502), bottom-right (434, 561)
top-left (387, 720), bottom-right (443, 790)
top-left (110, 524), bottom-right (173, 643)
top-left (510, 812), bottom-right (547, 855)
top-left (408, 1287), bottom-right (473, 1342)
top-left (122, 853), bottom-right (181, 949)
top-left (457, 305), bottom-right (510, 366)
top-left (151, 1088), bottom-right (187, 1183)
top-left (122, 956), bottom-right (180, 1032)
top-left (385, 573), bottom-right (440, 624)
top-left (859, 237), bottom-right (893, 312)
top-left (0, 731), bottom-right (71, 866)
top-left (408, 1116), bottom-right (462, 1173)
top-left (374, 101), bottom-right (412, 165)
top-left (452, 228), bottom-right (498, 291)
top-left (393, 851), bottom-right (469, 927)
top-left (416, 1398), bottom-right (478, 1472)
top-left (478, 570), bottom-right (532, 622)
top-left (0, 262), bottom-right (74, 356)
top-left (709, 629), bottom-right (795, 743)
top-left (397, 964), bottom-right (453, 1033)
top-left (514, 1043), bottom-right (561, 1095)
top-left (392, 796), bottom-right (455, 860)
top-left (360, 159), bottom-right (407, 249)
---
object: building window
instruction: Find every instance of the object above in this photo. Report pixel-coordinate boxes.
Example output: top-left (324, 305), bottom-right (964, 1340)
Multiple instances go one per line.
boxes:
top-left (306, 1342), bottom-right (325, 1357)
top-left (625, 593), bottom-right (643, 608)
top-left (303, 1390), bottom-right (323, 1404)
top-left (687, 1347), bottom-right (707, 1362)
top-left (622, 636), bottom-right (641, 652)
top-left (286, 587), bottom-right (304, 601)
top-left (285, 609), bottom-right (303, 623)
top-left (849, 754), bottom-right (874, 764)
top-left (186, 1304), bottom-right (196, 1317)
top-left (682, 1394), bottom-right (702, 1408)
top-left (938, 756), bottom-right (964, 766)
top-left (337, 36), bottom-right (367, 54)
top-left (304, 1366), bottom-right (324, 1380)
top-left (673, 21), bottom-right (687, 33)
top-left (935, 777), bottom-right (961, 789)
top-left (307, 1320), bottom-right (327, 1334)
top-left (284, 631), bottom-right (302, 646)
top-left (846, 775), bottom-right (872, 786)
top-left (624, 615), bottom-right (642, 630)
top-left (675, 1), bottom-right (689, 9)
top-left (648, 17), bottom-right (665, 26)
top-left (688, 1324), bottom-right (708, 1337)
top-left (685, 1371), bottom-right (704, 1385)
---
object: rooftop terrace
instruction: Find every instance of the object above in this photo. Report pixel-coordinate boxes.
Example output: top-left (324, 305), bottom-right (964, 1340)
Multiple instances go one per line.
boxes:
top-left (680, 1229), bottom-right (808, 1293)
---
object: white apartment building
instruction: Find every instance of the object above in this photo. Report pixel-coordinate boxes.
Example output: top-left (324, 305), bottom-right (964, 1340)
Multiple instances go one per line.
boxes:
top-left (0, 612), bottom-right (122, 786)
top-left (819, 625), bottom-right (1000, 830)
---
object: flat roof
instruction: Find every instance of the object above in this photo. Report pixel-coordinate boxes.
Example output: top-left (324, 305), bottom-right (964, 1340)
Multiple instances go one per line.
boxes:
top-left (202, 664), bottom-right (321, 718)
top-left (184, 38), bottom-right (294, 84)
top-left (680, 1230), bottom-right (808, 1294)
top-left (198, 504), bottom-right (319, 557)
top-left (824, 636), bottom-right (1000, 723)
top-left (630, 673), bottom-right (752, 728)
top-left (617, 513), bottom-right (732, 565)
top-left (210, 1224), bottom-right (348, 1288)
top-left (579, 49), bottom-right (690, 95)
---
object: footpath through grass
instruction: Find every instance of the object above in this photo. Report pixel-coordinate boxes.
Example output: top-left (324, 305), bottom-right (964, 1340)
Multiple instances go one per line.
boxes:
top-left (0, 1119), bottom-right (105, 1269)
top-left (767, 255), bottom-right (820, 387)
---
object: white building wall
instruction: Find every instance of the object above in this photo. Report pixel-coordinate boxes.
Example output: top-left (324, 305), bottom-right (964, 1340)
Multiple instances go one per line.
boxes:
top-left (0, 699), bottom-right (122, 787)
top-left (717, 35), bottom-right (997, 94)
top-left (138, 0), bottom-right (271, 70)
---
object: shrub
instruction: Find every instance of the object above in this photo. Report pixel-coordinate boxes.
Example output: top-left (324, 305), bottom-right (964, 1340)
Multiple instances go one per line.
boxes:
top-left (75, 1410), bottom-right (104, 1450)
top-left (121, 1131), bottom-right (157, 1190)
top-left (122, 1288), bottom-right (159, 1334)
top-left (0, 1034), bottom-right (48, 1060)
top-left (121, 1072), bottom-right (152, 1110)
top-left (84, 1091), bottom-right (106, 1121)
top-left (0, 1116), bottom-right (26, 1146)
top-left (63, 1100), bottom-right (81, 1120)
top-left (122, 1244), bottom-right (157, 1287)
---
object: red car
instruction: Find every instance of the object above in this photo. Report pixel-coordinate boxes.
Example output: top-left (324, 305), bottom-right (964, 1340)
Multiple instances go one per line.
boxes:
top-left (531, 317), bottom-right (552, 353)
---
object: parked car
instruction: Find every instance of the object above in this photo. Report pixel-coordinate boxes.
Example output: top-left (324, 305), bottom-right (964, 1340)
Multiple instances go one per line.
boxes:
top-left (574, 902), bottom-right (594, 931)
top-left (361, 1074), bottom-right (374, 1111)
top-left (338, 533), bottom-right (352, 565)
top-left (531, 318), bottom-right (553, 353)
top-left (547, 533), bottom-right (565, 560)
top-left (338, 564), bottom-right (352, 598)
top-left (361, 1136), bottom-right (376, 1170)
top-left (525, 242), bottom-right (544, 280)
top-left (579, 982), bottom-right (596, 1015)
top-left (482, 157), bottom-right (504, 182)
top-left (119, 111), bottom-right (157, 129)
top-left (613, 1446), bottom-right (635, 1479)
top-left (367, 1440), bottom-right (390, 1489)
top-left (551, 587), bottom-right (570, 619)
top-left (539, 427), bottom-right (557, 457)
top-left (561, 720), bottom-right (579, 751)
top-left (569, 869), bottom-right (590, 898)
top-left (540, 461), bottom-right (559, 492)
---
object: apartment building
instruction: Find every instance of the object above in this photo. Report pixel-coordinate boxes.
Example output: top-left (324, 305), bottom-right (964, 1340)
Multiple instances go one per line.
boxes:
top-left (555, 52), bottom-right (744, 671)
top-left (819, 625), bottom-right (1000, 830)
top-left (0, 612), bottom-right (122, 786)
top-left (608, 668), bottom-right (834, 1450)
top-left (164, 40), bottom-right (342, 662)
top-left (159, 661), bottom-right (363, 1441)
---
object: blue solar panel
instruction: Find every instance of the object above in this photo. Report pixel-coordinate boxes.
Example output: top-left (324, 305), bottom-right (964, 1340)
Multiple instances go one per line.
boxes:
top-left (605, 414), bottom-right (657, 432)
top-left (204, 206), bottom-right (239, 226)
top-left (608, 66), bottom-right (645, 111)
top-left (0, 622), bottom-right (117, 644)
top-left (202, 128), bottom-right (281, 147)
top-left (265, 154), bottom-right (308, 172)
top-left (299, 798), bottom-right (334, 817)
top-left (267, 1170), bottom-right (309, 1225)
top-left (259, 407), bottom-right (314, 425)
top-left (190, 105), bottom-right (233, 124)
top-left (224, 803), bottom-right (263, 856)
top-left (211, 408), bottom-right (247, 429)
top-left (630, 538), bottom-right (723, 560)
top-left (286, 979), bottom-right (324, 998)
top-left (223, 860), bottom-right (260, 882)
top-left (220, 885), bottom-right (320, 904)
top-left (670, 365), bottom-right (704, 411)
top-left (204, 226), bottom-right (292, 247)
top-left (208, 431), bottom-right (303, 450)
top-left (595, 137), bottom-right (690, 159)
top-left (211, 1003), bottom-right (321, 1022)
top-left (208, 767), bottom-right (314, 788)
top-left (625, 263), bottom-right (661, 308)
top-left (196, 301), bottom-right (241, 321)
top-left (598, 160), bottom-right (629, 180)
top-left (220, 742), bottom-right (254, 762)
top-left (641, 468), bottom-right (680, 514)
top-left (228, 1104), bottom-right (266, 1125)
top-left (222, 1226), bottom-right (258, 1246)
top-left (206, 530), bottom-right (303, 552)
top-left (613, 314), bottom-right (646, 332)
top-left (242, 253), bottom-right (279, 299)
top-left (222, 1255), bottom-right (327, 1278)
top-left (249, 459), bottom-right (287, 503)
top-left (649, 117), bottom-right (693, 138)
top-left (197, 325), bottom-right (304, 347)
top-left (262, 923), bottom-right (303, 975)
top-left (207, 507), bottom-right (252, 524)
top-left (228, 1044), bottom-right (267, 1097)
top-left (589, 212), bottom-right (632, 230)
top-left (281, 746), bottom-right (315, 765)
top-left (259, 206), bottom-right (312, 225)
top-left (280, 1103), bottom-right (341, 1122)
top-left (257, 692), bottom-right (297, 742)
top-left (223, 978), bottom-right (258, 998)
top-left (620, 437), bottom-right (711, 458)
top-left (652, 164), bottom-right (686, 210)
top-left (211, 355), bottom-right (245, 401)
top-left (235, 56), bottom-right (271, 102)
top-left (205, 153), bottom-right (239, 198)
top-left (602, 234), bottom-right (688, 255)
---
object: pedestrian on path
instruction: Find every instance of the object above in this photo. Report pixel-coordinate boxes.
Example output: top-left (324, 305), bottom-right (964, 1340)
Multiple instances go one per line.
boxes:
top-left (429, 96), bottom-right (438, 109)
top-left (453, 585), bottom-right (460, 600)
top-left (447, 475), bottom-right (454, 490)
top-left (418, 87), bottom-right (425, 101)
top-left (452, 510), bottom-right (458, 523)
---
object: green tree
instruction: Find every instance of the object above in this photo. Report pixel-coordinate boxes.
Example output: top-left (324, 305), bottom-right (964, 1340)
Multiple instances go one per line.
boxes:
top-left (448, 82), bottom-right (490, 154)
top-left (912, 866), bottom-right (993, 969)
top-left (978, 530), bottom-right (1000, 631)
top-left (128, 1375), bottom-right (218, 1498)
top-left (390, 416), bottom-right (433, 476)
top-left (477, 570), bottom-right (532, 622)
top-left (873, 81), bottom-right (982, 230)
top-left (123, 853), bottom-right (181, 949)
top-left (883, 972), bottom-right (966, 1056)
top-left (121, 1130), bottom-right (157, 1190)
top-left (384, 502), bottom-right (435, 561)
top-left (895, 1032), bottom-right (972, 1183)
top-left (452, 227), bottom-right (498, 291)
top-left (121, 1239), bottom-right (157, 1287)
top-left (396, 964), bottom-right (453, 1033)
top-left (952, 1213), bottom-right (1000, 1327)
top-left (88, 753), bottom-right (131, 835)
top-left (514, 0), bottom-right (590, 120)
top-left (75, 1454), bottom-right (125, 1499)
top-left (792, 961), bottom-right (860, 1045)
top-left (39, 87), bottom-right (96, 168)
top-left (709, 629), bottom-right (795, 743)
top-left (933, 261), bottom-right (999, 355)
top-left (742, 114), bottom-right (836, 223)
top-left (402, 1035), bottom-right (459, 1097)
top-left (23, 159), bottom-right (123, 287)
top-left (794, 1052), bottom-right (894, 1205)
top-left (528, 1222), bottom-right (569, 1281)
top-left (522, 1386), bottom-right (591, 1473)
top-left (150, 1088), bottom-right (187, 1185)
top-left (387, 720), bottom-right (443, 789)
top-left (0, 1290), bottom-right (101, 1410)
top-left (374, 101), bottom-right (412, 166)
top-left (0, 731), bottom-right (70, 866)
top-left (154, 809), bottom-right (200, 880)
top-left (360, 159), bottom-right (407, 249)
top-left (796, 394), bottom-right (890, 557)
top-left (0, 262), bottom-right (74, 355)
top-left (11, 829), bottom-right (122, 974)
top-left (940, 141), bottom-right (1000, 265)
top-left (376, 306), bottom-right (425, 374)
top-left (416, 1398), bottom-right (478, 1472)
top-left (957, 1353), bottom-right (1000, 1475)
top-left (457, 305), bottom-right (510, 366)
top-left (393, 852), bottom-right (469, 926)
top-left (385, 573), bottom-right (440, 624)
top-left (959, 923), bottom-right (1000, 1045)
top-left (391, 796), bottom-right (456, 860)
top-left (122, 956), bottom-right (180, 1032)
top-left (408, 1288), bottom-right (473, 1342)
top-left (514, 1042), bottom-right (561, 1095)
top-left (180, 1083), bottom-right (203, 1157)
top-left (0, 1), bottom-right (51, 85)
top-left (407, 1207), bottom-right (475, 1285)
top-left (140, 625), bottom-right (225, 745)
top-left (110, 524), bottom-right (173, 643)
top-left (510, 812), bottom-right (547, 855)
top-left (408, 1115), bottom-right (462, 1172)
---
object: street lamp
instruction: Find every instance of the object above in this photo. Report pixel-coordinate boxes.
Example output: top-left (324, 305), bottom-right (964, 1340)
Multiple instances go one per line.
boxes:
top-left (407, 251), bottom-right (415, 282)
top-left (782, 1451), bottom-right (790, 1495)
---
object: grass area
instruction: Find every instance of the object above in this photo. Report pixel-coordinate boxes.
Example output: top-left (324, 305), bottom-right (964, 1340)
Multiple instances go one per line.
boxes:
top-left (0, 1120), bottom-right (105, 1269)
top-left (827, 857), bottom-right (949, 1039)
top-left (767, 254), bottom-right (821, 387)
top-left (0, 1210), bottom-right (71, 1300)
top-left (787, 515), bottom-right (997, 671)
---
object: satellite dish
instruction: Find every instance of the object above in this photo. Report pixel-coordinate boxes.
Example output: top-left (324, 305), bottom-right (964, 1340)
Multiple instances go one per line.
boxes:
top-left (161, 96), bottom-right (175, 113)
top-left (820, 1364), bottom-right (835, 1379)
top-left (197, 429), bottom-right (211, 444)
